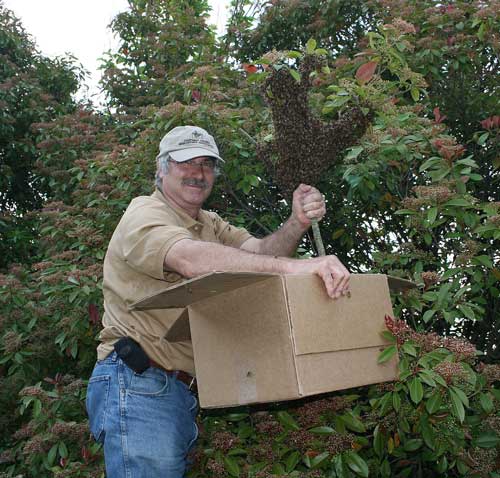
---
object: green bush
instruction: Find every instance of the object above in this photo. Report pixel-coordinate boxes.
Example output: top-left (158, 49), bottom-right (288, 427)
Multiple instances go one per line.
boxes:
top-left (1, 0), bottom-right (498, 476)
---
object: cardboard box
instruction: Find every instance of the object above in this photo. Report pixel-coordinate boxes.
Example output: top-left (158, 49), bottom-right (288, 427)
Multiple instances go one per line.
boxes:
top-left (131, 273), bottom-right (415, 409)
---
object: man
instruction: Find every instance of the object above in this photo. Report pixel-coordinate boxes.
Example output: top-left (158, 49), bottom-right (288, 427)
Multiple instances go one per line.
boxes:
top-left (86, 125), bottom-right (350, 478)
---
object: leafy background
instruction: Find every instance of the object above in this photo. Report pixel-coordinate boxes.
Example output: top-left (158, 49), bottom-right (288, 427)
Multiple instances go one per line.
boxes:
top-left (0, 0), bottom-right (499, 476)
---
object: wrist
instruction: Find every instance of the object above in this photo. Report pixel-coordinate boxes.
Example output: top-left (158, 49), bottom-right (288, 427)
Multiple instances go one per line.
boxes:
top-left (288, 214), bottom-right (310, 233)
top-left (272, 255), bottom-right (294, 274)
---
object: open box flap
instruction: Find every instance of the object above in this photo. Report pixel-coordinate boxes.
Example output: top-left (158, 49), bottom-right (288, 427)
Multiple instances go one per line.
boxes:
top-left (387, 276), bottom-right (417, 293)
top-left (130, 271), bottom-right (276, 310)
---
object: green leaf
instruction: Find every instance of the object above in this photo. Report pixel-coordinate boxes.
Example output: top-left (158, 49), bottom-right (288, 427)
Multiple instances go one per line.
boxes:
top-left (227, 448), bottom-right (248, 456)
top-left (226, 413), bottom-right (249, 422)
top-left (458, 304), bottom-right (475, 320)
top-left (479, 392), bottom-right (494, 414)
top-left (378, 392), bottom-right (393, 416)
top-left (341, 412), bottom-right (366, 433)
top-left (285, 451), bottom-right (301, 472)
top-left (311, 451), bottom-right (330, 469)
top-left (403, 438), bottom-right (423, 452)
top-left (224, 456), bottom-right (240, 477)
top-left (271, 463), bottom-right (285, 474)
top-left (346, 146), bottom-right (364, 160)
top-left (437, 455), bottom-right (448, 473)
top-left (392, 391), bottom-right (401, 412)
top-left (345, 451), bottom-right (369, 477)
top-left (58, 441), bottom-right (68, 459)
top-left (418, 371), bottom-right (436, 388)
top-left (444, 198), bottom-right (471, 207)
top-left (306, 38), bottom-right (317, 54)
top-left (478, 132), bottom-right (489, 145)
top-left (33, 399), bottom-right (42, 418)
top-left (373, 424), bottom-right (385, 457)
top-left (410, 87), bottom-right (420, 102)
top-left (422, 310), bottom-right (436, 323)
top-left (472, 431), bottom-right (499, 448)
top-left (309, 426), bottom-right (335, 434)
top-left (47, 443), bottom-right (58, 466)
top-left (472, 255), bottom-right (493, 268)
top-left (401, 343), bottom-right (417, 357)
top-left (289, 69), bottom-right (301, 83)
top-left (378, 345), bottom-right (397, 364)
top-left (409, 377), bottom-right (424, 404)
top-left (449, 389), bottom-right (465, 422)
top-left (286, 50), bottom-right (302, 59)
top-left (437, 282), bottom-right (453, 308)
top-left (450, 386), bottom-right (469, 407)
top-left (276, 411), bottom-right (300, 431)
top-left (380, 330), bottom-right (397, 343)
top-left (427, 207), bottom-right (438, 224)
top-left (420, 415), bottom-right (435, 450)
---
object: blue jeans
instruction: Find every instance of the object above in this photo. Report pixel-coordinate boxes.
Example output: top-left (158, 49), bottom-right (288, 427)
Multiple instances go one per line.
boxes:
top-left (86, 352), bottom-right (199, 478)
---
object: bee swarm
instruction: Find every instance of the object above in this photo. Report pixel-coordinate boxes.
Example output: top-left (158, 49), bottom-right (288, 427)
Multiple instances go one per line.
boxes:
top-left (257, 54), bottom-right (372, 199)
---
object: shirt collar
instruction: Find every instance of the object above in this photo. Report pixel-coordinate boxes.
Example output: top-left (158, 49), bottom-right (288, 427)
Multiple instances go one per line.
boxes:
top-left (152, 188), bottom-right (205, 230)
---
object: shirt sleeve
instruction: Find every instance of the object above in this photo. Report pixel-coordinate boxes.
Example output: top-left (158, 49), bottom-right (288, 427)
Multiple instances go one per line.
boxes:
top-left (212, 212), bottom-right (253, 248)
top-left (119, 205), bottom-right (193, 280)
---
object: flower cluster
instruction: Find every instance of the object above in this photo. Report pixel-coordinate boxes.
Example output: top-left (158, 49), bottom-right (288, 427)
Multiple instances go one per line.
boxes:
top-left (478, 363), bottom-right (500, 384)
top-left (421, 271), bottom-right (441, 288)
top-left (210, 431), bottom-right (240, 453)
top-left (433, 361), bottom-right (468, 385)
top-left (50, 421), bottom-right (88, 441)
top-left (2, 330), bottom-right (23, 353)
top-left (295, 396), bottom-right (350, 427)
top-left (384, 315), bottom-right (477, 360)
top-left (323, 432), bottom-right (355, 455)
top-left (413, 184), bottom-right (454, 203)
top-left (206, 458), bottom-right (227, 476)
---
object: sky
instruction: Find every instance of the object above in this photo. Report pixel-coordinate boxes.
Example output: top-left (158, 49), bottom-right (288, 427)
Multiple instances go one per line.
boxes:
top-left (3, 0), bottom-right (231, 105)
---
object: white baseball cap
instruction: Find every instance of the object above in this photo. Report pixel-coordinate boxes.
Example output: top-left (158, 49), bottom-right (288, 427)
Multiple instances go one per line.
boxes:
top-left (157, 125), bottom-right (224, 163)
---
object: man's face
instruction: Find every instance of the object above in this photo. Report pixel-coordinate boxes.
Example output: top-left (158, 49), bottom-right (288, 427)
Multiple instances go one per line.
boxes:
top-left (161, 156), bottom-right (216, 214)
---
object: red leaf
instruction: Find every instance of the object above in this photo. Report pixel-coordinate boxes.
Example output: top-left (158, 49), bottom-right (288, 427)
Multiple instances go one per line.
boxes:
top-left (433, 107), bottom-right (447, 124)
top-left (88, 304), bottom-right (100, 325)
top-left (355, 61), bottom-right (378, 84)
top-left (481, 115), bottom-right (500, 130)
top-left (242, 63), bottom-right (258, 74)
top-left (191, 90), bottom-right (201, 103)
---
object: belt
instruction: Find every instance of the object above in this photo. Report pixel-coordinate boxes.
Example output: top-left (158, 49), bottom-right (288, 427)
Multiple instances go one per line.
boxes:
top-left (150, 359), bottom-right (197, 394)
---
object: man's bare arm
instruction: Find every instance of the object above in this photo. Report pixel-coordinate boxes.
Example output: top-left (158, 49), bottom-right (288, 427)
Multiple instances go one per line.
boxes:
top-left (240, 184), bottom-right (326, 257)
top-left (239, 216), bottom-right (307, 256)
top-left (164, 239), bottom-right (350, 299)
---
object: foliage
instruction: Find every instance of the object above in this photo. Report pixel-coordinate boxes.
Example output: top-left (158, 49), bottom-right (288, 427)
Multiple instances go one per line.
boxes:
top-left (99, 0), bottom-right (216, 112)
top-left (0, 1), bottom-right (84, 268)
top-left (1, 0), bottom-right (499, 476)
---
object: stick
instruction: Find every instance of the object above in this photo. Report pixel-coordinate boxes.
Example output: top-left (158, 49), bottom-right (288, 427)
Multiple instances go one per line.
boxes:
top-left (311, 218), bottom-right (326, 256)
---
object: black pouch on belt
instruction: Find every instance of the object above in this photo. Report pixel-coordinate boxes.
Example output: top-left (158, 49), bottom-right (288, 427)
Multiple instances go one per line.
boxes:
top-left (113, 337), bottom-right (150, 374)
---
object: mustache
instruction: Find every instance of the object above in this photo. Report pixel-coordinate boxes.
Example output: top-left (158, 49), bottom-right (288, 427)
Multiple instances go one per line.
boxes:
top-left (182, 178), bottom-right (209, 189)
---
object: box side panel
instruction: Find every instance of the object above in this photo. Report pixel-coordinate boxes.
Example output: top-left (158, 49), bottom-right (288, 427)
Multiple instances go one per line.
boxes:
top-left (285, 274), bottom-right (394, 355)
top-left (189, 277), bottom-right (299, 408)
top-left (295, 347), bottom-right (398, 396)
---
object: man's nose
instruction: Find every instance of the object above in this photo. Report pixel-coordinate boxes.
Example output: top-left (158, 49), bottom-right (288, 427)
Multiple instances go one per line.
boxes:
top-left (190, 164), bottom-right (205, 178)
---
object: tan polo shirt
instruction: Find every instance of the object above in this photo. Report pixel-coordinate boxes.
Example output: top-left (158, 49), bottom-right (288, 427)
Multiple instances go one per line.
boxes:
top-left (97, 189), bottom-right (252, 375)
